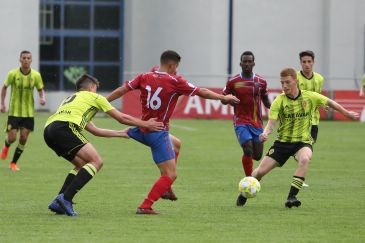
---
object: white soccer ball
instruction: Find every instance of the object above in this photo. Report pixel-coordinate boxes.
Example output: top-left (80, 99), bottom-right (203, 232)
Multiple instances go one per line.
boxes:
top-left (238, 176), bottom-right (261, 198)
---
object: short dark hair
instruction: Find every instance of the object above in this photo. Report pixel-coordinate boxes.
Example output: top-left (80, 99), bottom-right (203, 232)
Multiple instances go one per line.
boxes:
top-left (20, 50), bottom-right (31, 57)
top-left (76, 74), bottom-right (100, 91)
top-left (299, 50), bottom-right (315, 60)
top-left (160, 50), bottom-right (181, 65)
top-left (240, 51), bottom-right (255, 62)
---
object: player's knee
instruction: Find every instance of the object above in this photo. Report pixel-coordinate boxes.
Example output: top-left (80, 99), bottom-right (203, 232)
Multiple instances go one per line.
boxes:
top-left (242, 146), bottom-right (253, 157)
top-left (93, 159), bottom-right (103, 171)
top-left (242, 140), bottom-right (254, 155)
top-left (168, 171), bottom-right (177, 181)
top-left (173, 139), bottom-right (181, 152)
top-left (298, 156), bottom-right (310, 167)
top-left (7, 136), bottom-right (16, 144)
top-left (19, 136), bottom-right (28, 144)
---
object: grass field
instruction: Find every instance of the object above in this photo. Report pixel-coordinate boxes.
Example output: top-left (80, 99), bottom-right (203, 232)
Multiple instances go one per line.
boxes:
top-left (0, 113), bottom-right (364, 242)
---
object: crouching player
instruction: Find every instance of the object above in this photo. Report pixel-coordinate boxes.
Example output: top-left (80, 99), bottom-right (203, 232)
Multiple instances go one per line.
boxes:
top-left (44, 74), bottom-right (164, 216)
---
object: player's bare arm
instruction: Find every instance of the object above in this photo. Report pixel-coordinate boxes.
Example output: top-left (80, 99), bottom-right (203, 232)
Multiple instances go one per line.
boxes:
top-left (261, 94), bottom-right (271, 109)
top-left (38, 89), bottom-right (46, 105)
top-left (259, 119), bottom-right (277, 142)
top-left (1, 85), bottom-right (7, 113)
top-left (106, 108), bottom-right (164, 131)
top-left (107, 86), bottom-right (129, 102)
top-left (326, 99), bottom-right (359, 120)
top-left (197, 88), bottom-right (240, 105)
top-left (85, 121), bottom-right (130, 138)
top-left (221, 98), bottom-right (229, 105)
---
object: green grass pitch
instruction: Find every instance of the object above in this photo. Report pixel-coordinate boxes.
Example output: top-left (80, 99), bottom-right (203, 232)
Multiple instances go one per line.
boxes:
top-left (0, 113), bottom-right (364, 242)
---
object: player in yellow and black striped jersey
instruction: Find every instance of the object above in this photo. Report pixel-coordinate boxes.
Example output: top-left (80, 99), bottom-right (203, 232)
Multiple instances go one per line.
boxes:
top-left (0, 50), bottom-right (46, 171)
top-left (45, 74), bottom-right (164, 216)
top-left (244, 68), bottom-right (358, 209)
top-left (297, 50), bottom-right (324, 143)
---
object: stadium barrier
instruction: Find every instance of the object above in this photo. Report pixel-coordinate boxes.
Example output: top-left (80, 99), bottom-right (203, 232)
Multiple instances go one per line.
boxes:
top-left (122, 89), bottom-right (365, 121)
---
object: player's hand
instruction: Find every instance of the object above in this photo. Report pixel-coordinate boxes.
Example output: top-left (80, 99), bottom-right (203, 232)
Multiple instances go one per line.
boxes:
top-left (259, 133), bottom-right (268, 142)
top-left (323, 105), bottom-right (330, 112)
top-left (145, 118), bottom-right (164, 132)
top-left (223, 94), bottom-right (240, 105)
top-left (1, 104), bottom-right (6, 113)
top-left (40, 98), bottom-right (46, 106)
top-left (345, 111), bottom-right (360, 120)
top-left (118, 127), bottom-right (131, 138)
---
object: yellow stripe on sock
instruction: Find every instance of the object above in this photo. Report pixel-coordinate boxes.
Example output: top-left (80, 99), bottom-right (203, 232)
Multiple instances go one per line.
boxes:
top-left (17, 144), bottom-right (25, 150)
top-left (83, 163), bottom-right (97, 176)
top-left (69, 169), bottom-right (78, 175)
top-left (291, 177), bottom-right (304, 189)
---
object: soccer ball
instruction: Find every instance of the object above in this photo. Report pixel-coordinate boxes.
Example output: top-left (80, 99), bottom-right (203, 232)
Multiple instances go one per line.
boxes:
top-left (238, 176), bottom-right (261, 198)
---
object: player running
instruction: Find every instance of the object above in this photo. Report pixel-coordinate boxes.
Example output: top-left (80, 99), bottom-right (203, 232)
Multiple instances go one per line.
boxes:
top-left (222, 51), bottom-right (271, 206)
top-left (1, 50), bottom-right (46, 171)
top-left (45, 74), bottom-right (164, 216)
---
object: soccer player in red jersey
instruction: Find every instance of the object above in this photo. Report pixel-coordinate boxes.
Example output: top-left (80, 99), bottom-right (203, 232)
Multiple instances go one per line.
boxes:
top-left (149, 65), bottom-right (181, 201)
top-left (107, 50), bottom-right (240, 214)
top-left (222, 51), bottom-right (271, 206)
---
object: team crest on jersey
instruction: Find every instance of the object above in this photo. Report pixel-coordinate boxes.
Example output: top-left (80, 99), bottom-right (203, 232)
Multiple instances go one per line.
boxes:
top-left (268, 148), bottom-right (274, 155)
top-left (301, 101), bottom-right (307, 109)
top-left (234, 82), bottom-right (245, 88)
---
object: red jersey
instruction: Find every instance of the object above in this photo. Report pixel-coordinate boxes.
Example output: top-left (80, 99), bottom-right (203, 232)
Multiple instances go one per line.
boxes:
top-left (223, 73), bottom-right (269, 128)
top-left (125, 71), bottom-right (200, 132)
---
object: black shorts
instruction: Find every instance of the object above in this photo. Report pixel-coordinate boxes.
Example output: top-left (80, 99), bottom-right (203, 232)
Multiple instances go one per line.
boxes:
top-left (6, 116), bottom-right (34, 131)
top-left (311, 125), bottom-right (319, 142)
top-left (266, 141), bottom-right (312, 166)
top-left (43, 121), bottom-right (88, 161)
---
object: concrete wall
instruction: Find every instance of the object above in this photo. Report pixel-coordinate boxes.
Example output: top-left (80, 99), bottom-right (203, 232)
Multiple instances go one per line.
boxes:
top-left (325, 0), bottom-right (365, 90)
top-left (232, 0), bottom-right (324, 88)
top-left (0, 0), bottom-right (40, 107)
top-left (124, 0), bottom-right (365, 90)
top-left (124, 0), bottom-right (229, 87)
top-left (1, 0), bottom-right (365, 111)
top-left (0, 0), bottom-right (40, 84)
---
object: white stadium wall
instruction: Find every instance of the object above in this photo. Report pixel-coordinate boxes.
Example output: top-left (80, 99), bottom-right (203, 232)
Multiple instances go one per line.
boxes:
top-left (125, 0), bottom-right (365, 90)
top-left (0, 0), bottom-right (365, 112)
top-left (123, 0), bottom-right (229, 88)
top-left (0, 0), bottom-right (40, 106)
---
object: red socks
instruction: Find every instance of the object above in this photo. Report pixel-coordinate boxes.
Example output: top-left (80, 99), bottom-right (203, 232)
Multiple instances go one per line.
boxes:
top-left (242, 155), bottom-right (253, 176)
top-left (139, 149), bottom-right (178, 209)
top-left (140, 176), bottom-right (173, 209)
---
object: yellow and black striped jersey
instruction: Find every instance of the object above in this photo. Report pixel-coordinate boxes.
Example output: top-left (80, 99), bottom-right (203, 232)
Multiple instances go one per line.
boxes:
top-left (297, 71), bottom-right (324, 125)
top-left (269, 90), bottom-right (328, 144)
top-left (4, 68), bottom-right (44, 117)
top-left (45, 91), bottom-right (114, 130)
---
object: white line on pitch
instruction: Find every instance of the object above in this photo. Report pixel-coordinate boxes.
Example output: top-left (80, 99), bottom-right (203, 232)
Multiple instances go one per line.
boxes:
top-left (170, 124), bottom-right (197, 131)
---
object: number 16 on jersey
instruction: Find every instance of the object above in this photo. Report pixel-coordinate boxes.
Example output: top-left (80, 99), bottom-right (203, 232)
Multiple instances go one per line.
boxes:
top-left (146, 85), bottom-right (163, 110)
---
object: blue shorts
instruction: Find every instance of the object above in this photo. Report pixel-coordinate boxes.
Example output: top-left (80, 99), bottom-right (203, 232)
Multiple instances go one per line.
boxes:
top-left (234, 125), bottom-right (263, 146)
top-left (127, 127), bottom-right (175, 164)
